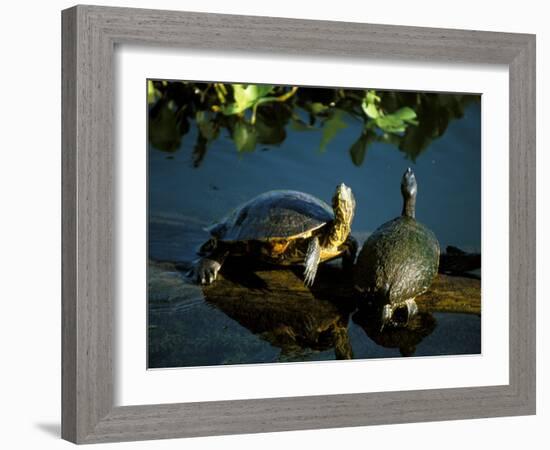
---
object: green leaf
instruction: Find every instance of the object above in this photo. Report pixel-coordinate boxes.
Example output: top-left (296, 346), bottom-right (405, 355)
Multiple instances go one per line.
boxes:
top-left (255, 116), bottom-right (286, 145)
top-left (233, 121), bottom-right (257, 152)
top-left (148, 105), bottom-right (181, 152)
top-left (349, 133), bottom-right (369, 166)
top-left (373, 106), bottom-right (419, 134)
top-left (147, 80), bottom-right (159, 105)
top-left (219, 84), bottom-right (274, 115)
top-left (320, 110), bottom-right (348, 152)
top-left (218, 103), bottom-right (242, 115)
top-left (232, 85), bottom-right (251, 111)
top-left (375, 115), bottom-right (407, 133)
top-left (251, 84), bottom-right (274, 98)
top-left (309, 102), bottom-right (329, 114)
top-left (366, 90), bottom-right (381, 104)
top-left (392, 107), bottom-right (419, 125)
top-left (364, 103), bottom-right (380, 119)
top-left (196, 111), bottom-right (219, 140)
top-left (362, 90), bottom-right (382, 119)
top-left (230, 84), bottom-right (274, 114)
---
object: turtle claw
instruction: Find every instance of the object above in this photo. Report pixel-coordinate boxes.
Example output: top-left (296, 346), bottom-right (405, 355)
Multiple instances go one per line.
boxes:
top-left (194, 258), bottom-right (222, 285)
top-left (380, 304), bottom-right (393, 332)
top-left (303, 266), bottom-right (317, 287)
top-left (303, 237), bottom-right (321, 287)
top-left (404, 298), bottom-right (418, 325)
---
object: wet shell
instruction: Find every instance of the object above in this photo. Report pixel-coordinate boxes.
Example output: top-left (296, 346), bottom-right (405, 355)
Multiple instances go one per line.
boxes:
top-left (355, 216), bottom-right (440, 306)
top-left (207, 190), bottom-right (334, 242)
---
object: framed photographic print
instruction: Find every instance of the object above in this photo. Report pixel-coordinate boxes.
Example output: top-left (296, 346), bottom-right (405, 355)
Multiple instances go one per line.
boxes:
top-left (62, 5), bottom-right (536, 444)
top-left (146, 80), bottom-right (482, 368)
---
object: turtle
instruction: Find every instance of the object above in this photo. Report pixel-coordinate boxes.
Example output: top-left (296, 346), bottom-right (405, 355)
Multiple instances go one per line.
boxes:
top-left (354, 168), bottom-right (440, 329)
top-left (193, 183), bottom-right (357, 287)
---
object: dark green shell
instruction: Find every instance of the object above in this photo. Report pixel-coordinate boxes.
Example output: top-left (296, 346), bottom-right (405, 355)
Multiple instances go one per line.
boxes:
top-left (355, 216), bottom-right (440, 306)
top-left (207, 190), bottom-right (334, 242)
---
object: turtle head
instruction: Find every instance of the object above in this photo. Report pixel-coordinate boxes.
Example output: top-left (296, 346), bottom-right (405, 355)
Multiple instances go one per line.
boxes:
top-left (401, 167), bottom-right (417, 199)
top-left (326, 183), bottom-right (355, 248)
top-left (401, 167), bottom-right (417, 218)
top-left (332, 183), bottom-right (355, 226)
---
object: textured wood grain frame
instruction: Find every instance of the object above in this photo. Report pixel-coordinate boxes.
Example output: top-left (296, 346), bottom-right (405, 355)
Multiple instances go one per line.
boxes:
top-left (61, 5), bottom-right (536, 444)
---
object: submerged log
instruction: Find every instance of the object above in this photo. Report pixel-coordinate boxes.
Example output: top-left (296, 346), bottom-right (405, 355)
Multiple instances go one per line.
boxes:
top-left (151, 259), bottom-right (480, 316)
top-left (415, 273), bottom-right (480, 315)
top-left (439, 246), bottom-right (481, 276)
top-left (200, 260), bottom-right (480, 315)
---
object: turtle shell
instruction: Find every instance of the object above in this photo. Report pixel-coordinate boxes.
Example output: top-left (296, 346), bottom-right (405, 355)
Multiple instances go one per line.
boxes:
top-left (355, 216), bottom-right (440, 306)
top-left (207, 190), bottom-right (334, 242)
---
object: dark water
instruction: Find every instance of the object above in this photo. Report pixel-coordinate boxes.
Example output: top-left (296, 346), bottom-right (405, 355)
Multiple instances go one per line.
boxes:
top-left (148, 103), bottom-right (481, 368)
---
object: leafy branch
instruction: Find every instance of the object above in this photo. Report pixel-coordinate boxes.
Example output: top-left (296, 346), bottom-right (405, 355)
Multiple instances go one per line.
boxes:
top-left (147, 81), bottom-right (479, 167)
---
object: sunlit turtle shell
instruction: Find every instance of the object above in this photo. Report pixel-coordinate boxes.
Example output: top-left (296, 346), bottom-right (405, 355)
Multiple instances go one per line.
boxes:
top-left (207, 190), bottom-right (334, 242)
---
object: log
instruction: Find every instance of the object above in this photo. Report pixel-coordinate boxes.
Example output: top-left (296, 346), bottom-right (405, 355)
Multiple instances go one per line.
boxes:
top-left (149, 259), bottom-right (480, 360)
top-left (439, 246), bottom-right (481, 276)
top-left (416, 273), bottom-right (480, 315)
top-left (150, 259), bottom-right (480, 316)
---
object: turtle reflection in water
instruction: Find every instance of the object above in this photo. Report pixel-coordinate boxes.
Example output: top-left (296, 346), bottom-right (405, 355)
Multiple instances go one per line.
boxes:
top-left (202, 264), bottom-right (355, 361)
top-left (355, 168), bottom-right (440, 329)
top-left (353, 306), bottom-right (436, 357)
top-left (194, 184), bottom-right (357, 287)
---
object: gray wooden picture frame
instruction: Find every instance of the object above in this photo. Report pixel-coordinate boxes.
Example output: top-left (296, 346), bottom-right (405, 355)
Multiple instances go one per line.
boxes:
top-left (61, 4), bottom-right (536, 444)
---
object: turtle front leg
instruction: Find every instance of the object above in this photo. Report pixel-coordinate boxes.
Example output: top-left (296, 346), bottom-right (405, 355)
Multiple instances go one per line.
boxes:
top-left (340, 235), bottom-right (358, 272)
top-left (303, 236), bottom-right (321, 287)
top-left (194, 248), bottom-right (228, 285)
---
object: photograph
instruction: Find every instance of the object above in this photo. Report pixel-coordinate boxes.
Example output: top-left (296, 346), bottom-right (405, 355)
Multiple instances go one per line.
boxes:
top-left (147, 81), bottom-right (482, 368)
